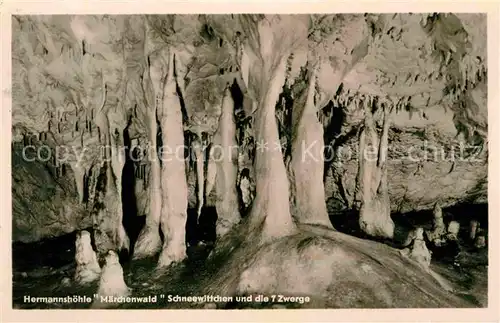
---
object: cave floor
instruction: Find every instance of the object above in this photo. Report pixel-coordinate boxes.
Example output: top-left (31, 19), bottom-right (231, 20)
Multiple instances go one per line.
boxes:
top-left (12, 225), bottom-right (488, 309)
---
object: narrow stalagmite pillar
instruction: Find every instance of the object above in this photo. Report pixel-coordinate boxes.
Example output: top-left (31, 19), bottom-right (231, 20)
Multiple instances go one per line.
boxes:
top-left (469, 220), bottom-right (479, 240)
top-left (426, 203), bottom-right (447, 245)
top-left (205, 143), bottom-right (217, 202)
top-left (157, 50), bottom-right (189, 268)
top-left (247, 55), bottom-right (296, 241)
top-left (213, 86), bottom-right (241, 237)
top-left (356, 98), bottom-right (395, 239)
top-left (288, 64), bottom-right (331, 228)
top-left (133, 67), bottom-right (163, 260)
top-left (192, 135), bottom-right (205, 222)
top-left (71, 163), bottom-right (86, 204)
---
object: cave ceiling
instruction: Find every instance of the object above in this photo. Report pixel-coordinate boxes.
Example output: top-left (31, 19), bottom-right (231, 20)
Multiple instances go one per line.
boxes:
top-left (12, 14), bottom-right (487, 149)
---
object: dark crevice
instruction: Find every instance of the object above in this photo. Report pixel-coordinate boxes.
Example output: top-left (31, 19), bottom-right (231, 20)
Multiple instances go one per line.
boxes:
top-left (322, 100), bottom-right (347, 180)
top-left (121, 126), bottom-right (144, 263)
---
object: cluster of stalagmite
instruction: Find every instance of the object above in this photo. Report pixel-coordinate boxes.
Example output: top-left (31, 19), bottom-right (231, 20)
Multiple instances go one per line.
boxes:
top-left (73, 230), bottom-right (130, 307)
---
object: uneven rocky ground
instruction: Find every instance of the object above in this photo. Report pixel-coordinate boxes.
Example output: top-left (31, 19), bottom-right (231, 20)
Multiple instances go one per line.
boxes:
top-left (12, 208), bottom-right (488, 309)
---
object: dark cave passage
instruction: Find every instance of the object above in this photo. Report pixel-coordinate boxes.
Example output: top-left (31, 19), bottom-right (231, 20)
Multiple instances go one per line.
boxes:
top-left (185, 206), bottom-right (218, 247)
top-left (322, 100), bottom-right (347, 181)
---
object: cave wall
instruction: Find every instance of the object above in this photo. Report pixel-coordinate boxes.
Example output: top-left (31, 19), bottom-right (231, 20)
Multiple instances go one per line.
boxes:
top-left (12, 142), bottom-right (90, 243)
top-left (325, 110), bottom-right (487, 214)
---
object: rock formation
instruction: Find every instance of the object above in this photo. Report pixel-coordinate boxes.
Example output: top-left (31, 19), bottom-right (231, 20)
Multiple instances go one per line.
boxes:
top-left (469, 220), bottom-right (479, 240)
top-left (74, 230), bottom-right (101, 284)
top-left (426, 203), bottom-right (447, 246)
top-left (11, 13), bottom-right (488, 309)
top-left (400, 227), bottom-right (431, 270)
top-left (92, 250), bottom-right (130, 308)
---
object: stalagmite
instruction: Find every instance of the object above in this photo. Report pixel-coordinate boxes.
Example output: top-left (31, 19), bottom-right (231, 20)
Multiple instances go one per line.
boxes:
top-left (94, 83), bottom-right (109, 146)
top-left (92, 250), bottom-right (130, 309)
top-left (205, 144), bottom-right (217, 201)
top-left (469, 220), bottom-right (479, 240)
top-left (426, 203), bottom-right (447, 245)
top-left (74, 230), bottom-right (101, 285)
top-left (400, 227), bottom-right (431, 270)
top-left (87, 165), bottom-right (100, 210)
top-left (192, 135), bottom-right (205, 222)
top-left (247, 54), bottom-right (296, 241)
top-left (475, 233), bottom-right (486, 249)
top-left (133, 63), bottom-right (162, 260)
top-left (157, 50), bottom-right (188, 268)
top-left (356, 98), bottom-right (395, 239)
top-left (288, 64), bottom-right (331, 228)
top-left (107, 110), bottom-right (130, 254)
top-left (213, 86), bottom-right (241, 237)
top-left (92, 160), bottom-right (129, 258)
top-left (447, 221), bottom-right (460, 241)
top-left (400, 226), bottom-right (454, 291)
top-left (71, 163), bottom-right (86, 204)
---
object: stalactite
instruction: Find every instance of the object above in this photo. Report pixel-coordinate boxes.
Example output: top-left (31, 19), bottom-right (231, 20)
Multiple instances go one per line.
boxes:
top-left (192, 136), bottom-right (205, 222)
top-left (87, 166), bottom-right (100, 208)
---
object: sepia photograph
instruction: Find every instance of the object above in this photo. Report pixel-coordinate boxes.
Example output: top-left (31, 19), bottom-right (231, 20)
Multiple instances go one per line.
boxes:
top-left (3, 4), bottom-right (497, 319)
